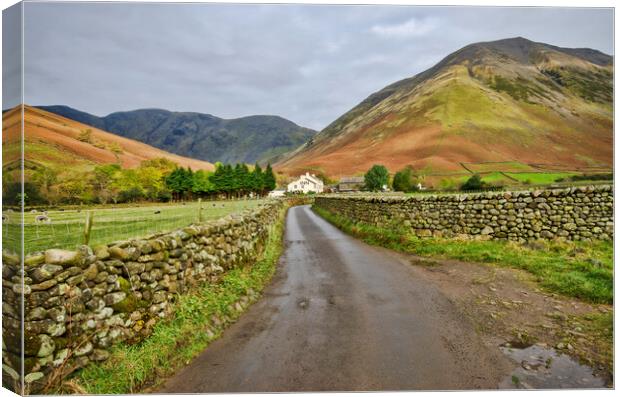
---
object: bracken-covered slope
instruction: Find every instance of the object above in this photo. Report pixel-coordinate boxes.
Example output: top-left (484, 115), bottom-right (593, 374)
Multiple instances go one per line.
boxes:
top-left (37, 105), bottom-right (317, 165)
top-left (277, 37), bottom-right (613, 177)
top-left (2, 105), bottom-right (215, 172)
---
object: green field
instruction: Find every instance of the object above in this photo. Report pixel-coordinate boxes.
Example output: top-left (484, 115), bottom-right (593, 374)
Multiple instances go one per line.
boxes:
top-left (3, 199), bottom-right (266, 254)
top-left (462, 161), bottom-right (537, 173)
top-left (504, 172), bottom-right (578, 184)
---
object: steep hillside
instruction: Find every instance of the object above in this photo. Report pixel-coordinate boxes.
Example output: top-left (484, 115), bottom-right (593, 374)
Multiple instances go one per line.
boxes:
top-left (277, 37), bottom-right (613, 178)
top-left (2, 105), bottom-right (215, 172)
top-left (37, 105), bottom-right (317, 165)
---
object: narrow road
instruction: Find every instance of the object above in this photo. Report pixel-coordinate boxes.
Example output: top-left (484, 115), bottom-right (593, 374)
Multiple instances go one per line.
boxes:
top-left (160, 205), bottom-right (513, 392)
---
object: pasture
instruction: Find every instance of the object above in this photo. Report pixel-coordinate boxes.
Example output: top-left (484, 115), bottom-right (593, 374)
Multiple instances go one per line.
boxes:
top-left (503, 172), bottom-right (579, 184)
top-left (2, 199), bottom-right (266, 254)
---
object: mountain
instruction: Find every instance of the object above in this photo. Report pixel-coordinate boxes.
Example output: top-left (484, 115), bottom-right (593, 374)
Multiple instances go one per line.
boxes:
top-left (2, 105), bottom-right (214, 173)
top-left (37, 105), bottom-right (317, 165)
top-left (277, 37), bottom-right (613, 179)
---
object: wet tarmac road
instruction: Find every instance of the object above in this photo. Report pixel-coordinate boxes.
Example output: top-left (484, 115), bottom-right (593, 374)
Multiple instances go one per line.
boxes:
top-left (160, 205), bottom-right (513, 392)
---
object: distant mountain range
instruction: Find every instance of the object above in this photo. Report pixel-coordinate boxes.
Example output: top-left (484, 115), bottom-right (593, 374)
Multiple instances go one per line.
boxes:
top-left (3, 105), bottom-right (213, 176)
top-left (37, 105), bottom-right (317, 165)
top-left (277, 37), bottom-right (613, 178)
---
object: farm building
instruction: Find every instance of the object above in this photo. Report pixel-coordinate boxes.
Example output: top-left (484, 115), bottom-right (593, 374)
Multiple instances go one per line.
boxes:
top-left (287, 172), bottom-right (324, 194)
top-left (338, 176), bottom-right (365, 192)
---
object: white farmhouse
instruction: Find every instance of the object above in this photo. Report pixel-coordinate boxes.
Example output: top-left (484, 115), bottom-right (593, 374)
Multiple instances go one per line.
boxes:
top-left (287, 172), bottom-right (324, 194)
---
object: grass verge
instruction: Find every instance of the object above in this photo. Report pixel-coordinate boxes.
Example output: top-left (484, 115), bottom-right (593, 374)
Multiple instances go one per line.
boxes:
top-left (312, 206), bottom-right (612, 304)
top-left (66, 206), bottom-right (288, 394)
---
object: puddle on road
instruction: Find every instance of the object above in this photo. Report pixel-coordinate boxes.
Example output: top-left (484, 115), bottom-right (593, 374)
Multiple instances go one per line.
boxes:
top-left (498, 344), bottom-right (607, 389)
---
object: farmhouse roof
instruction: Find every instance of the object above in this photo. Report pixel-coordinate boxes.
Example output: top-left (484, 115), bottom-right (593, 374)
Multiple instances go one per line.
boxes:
top-left (339, 176), bottom-right (365, 183)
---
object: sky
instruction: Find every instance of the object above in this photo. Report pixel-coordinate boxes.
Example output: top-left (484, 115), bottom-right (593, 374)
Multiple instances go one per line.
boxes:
top-left (3, 3), bottom-right (614, 130)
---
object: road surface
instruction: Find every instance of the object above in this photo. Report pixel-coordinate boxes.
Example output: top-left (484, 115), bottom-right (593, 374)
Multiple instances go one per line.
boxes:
top-left (160, 205), bottom-right (513, 392)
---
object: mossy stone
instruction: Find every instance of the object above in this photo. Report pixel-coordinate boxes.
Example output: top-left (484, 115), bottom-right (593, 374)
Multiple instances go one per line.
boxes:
top-left (112, 294), bottom-right (139, 313)
top-left (117, 276), bottom-right (132, 293)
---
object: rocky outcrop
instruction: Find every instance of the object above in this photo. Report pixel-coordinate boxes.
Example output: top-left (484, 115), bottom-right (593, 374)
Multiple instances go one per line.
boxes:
top-left (2, 200), bottom-right (286, 393)
top-left (314, 185), bottom-right (613, 241)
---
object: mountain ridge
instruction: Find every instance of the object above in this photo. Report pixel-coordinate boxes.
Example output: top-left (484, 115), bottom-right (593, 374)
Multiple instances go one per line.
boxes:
top-left (277, 37), bottom-right (613, 179)
top-left (37, 105), bottom-right (318, 165)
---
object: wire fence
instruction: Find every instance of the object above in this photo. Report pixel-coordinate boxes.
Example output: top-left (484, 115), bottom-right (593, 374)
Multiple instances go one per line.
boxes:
top-left (2, 199), bottom-right (266, 255)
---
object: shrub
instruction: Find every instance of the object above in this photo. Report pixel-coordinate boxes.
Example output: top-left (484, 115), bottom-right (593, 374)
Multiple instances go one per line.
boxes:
top-left (77, 129), bottom-right (93, 143)
top-left (461, 174), bottom-right (484, 191)
top-left (392, 165), bottom-right (419, 192)
top-left (118, 187), bottom-right (145, 203)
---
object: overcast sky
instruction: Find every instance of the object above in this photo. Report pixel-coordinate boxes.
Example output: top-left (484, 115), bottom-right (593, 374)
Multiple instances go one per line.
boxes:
top-left (7, 3), bottom-right (615, 130)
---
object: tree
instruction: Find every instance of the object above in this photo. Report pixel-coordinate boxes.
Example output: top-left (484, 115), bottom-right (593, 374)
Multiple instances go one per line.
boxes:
top-left (3, 182), bottom-right (44, 206)
top-left (263, 164), bottom-right (276, 192)
top-left (192, 170), bottom-right (215, 196)
top-left (31, 167), bottom-right (58, 202)
top-left (93, 164), bottom-right (121, 203)
top-left (364, 165), bottom-right (389, 192)
top-left (392, 165), bottom-right (419, 193)
top-left (461, 174), bottom-right (484, 191)
top-left (165, 167), bottom-right (194, 200)
top-left (251, 163), bottom-right (264, 195)
top-left (57, 179), bottom-right (90, 204)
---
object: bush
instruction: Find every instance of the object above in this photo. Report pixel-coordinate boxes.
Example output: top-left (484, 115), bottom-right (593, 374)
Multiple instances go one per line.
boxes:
top-left (157, 189), bottom-right (173, 202)
top-left (118, 187), bottom-right (145, 203)
top-left (392, 166), bottom-right (419, 192)
top-left (77, 129), bottom-right (93, 143)
top-left (461, 174), bottom-right (484, 191)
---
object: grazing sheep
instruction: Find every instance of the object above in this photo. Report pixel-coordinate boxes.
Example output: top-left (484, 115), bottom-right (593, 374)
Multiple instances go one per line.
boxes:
top-left (35, 214), bottom-right (51, 223)
top-left (31, 209), bottom-right (37, 213)
top-left (2, 214), bottom-right (8, 223)
top-left (6, 209), bottom-right (13, 213)
top-left (154, 210), bottom-right (161, 214)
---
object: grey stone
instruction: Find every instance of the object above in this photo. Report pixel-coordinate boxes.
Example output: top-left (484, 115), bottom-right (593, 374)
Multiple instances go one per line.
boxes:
top-left (45, 249), bottom-right (82, 266)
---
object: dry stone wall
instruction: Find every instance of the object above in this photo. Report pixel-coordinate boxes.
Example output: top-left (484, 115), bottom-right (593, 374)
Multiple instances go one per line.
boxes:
top-left (314, 185), bottom-right (613, 241)
top-left (2, 200), bottom-right (285, 393)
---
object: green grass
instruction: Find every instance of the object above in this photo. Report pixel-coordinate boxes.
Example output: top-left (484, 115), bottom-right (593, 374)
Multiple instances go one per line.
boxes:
top-left (313, 206), bottom-right (613, 304)
top-left (67, 205), bottom-right (287, 394)
top-left (2, 200), bottom-right (266, 254)
top-left (505, 172), bottom-right (578, 185)
top-left (463, 161), bottom-right (537, 173)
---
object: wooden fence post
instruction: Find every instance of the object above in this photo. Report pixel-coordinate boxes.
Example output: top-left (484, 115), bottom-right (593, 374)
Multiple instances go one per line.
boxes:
top-left (198, 198), bottom-right (203, 223)
top-left (83, 210), bottom-right (94, 245)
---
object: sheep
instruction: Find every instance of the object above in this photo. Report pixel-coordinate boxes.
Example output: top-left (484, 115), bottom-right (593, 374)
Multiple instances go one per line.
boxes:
top-left (30, 209), bottom-right (37, 213)
top-left (35, 214), bottom-right (51, 223)
top-left (2, 214), bottom-right (8, 223)
top-left (154, 210), bottom-right (161, 214)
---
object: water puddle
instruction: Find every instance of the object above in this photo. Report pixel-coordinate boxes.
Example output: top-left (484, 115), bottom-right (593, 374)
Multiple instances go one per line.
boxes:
top-left (498, 343), bottom-right (607, 389)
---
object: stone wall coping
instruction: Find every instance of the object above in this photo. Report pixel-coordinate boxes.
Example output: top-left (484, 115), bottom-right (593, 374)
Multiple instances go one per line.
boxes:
top-left (317, 185), bottom-right (613, 203)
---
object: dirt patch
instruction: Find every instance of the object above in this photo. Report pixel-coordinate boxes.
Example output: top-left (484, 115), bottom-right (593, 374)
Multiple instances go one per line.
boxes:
top-left (381, 250), bottom-right (613, 386)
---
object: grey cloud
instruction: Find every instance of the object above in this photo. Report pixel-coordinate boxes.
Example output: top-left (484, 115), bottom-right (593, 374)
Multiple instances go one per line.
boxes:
top-left (14, 3), bottom-right (614, 130)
